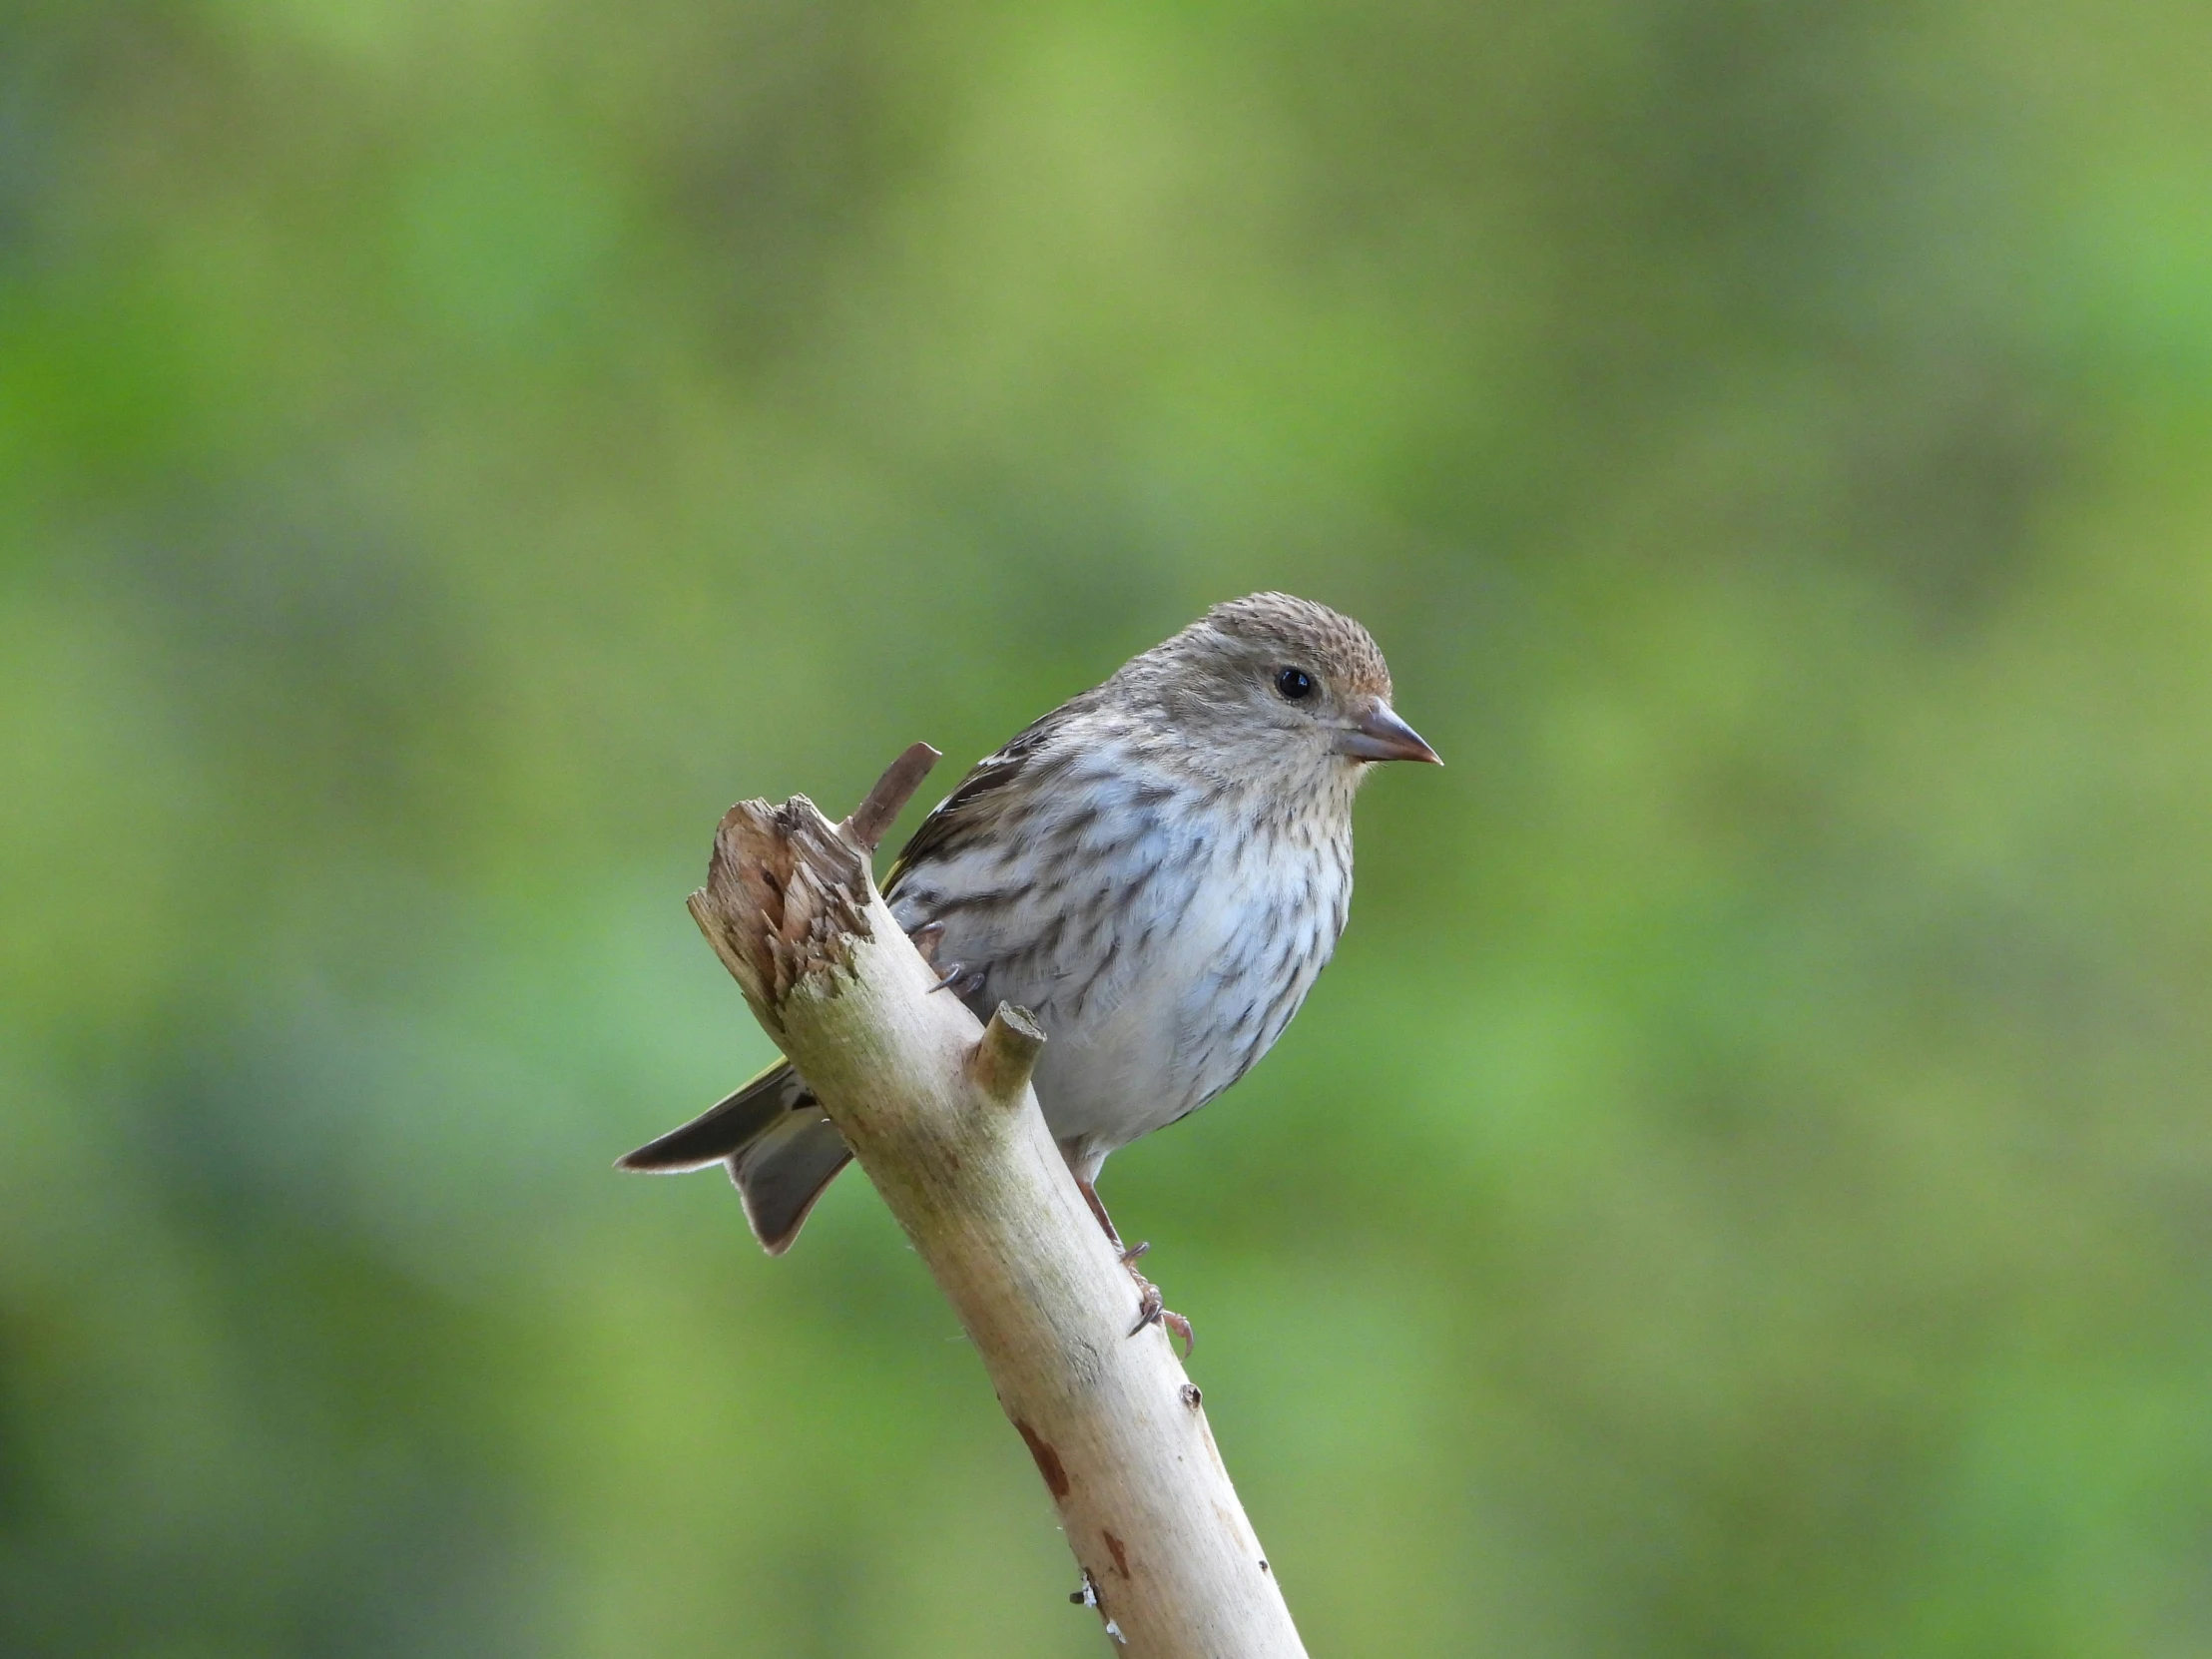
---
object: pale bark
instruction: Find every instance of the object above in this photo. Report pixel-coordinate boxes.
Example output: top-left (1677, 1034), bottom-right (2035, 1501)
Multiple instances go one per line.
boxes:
top-left (685, 749), bottom-right (1308, 1658)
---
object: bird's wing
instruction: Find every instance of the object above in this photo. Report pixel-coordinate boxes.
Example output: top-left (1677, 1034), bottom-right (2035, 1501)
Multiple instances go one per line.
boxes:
top-left (881, 689), bottom-right (1098, 898)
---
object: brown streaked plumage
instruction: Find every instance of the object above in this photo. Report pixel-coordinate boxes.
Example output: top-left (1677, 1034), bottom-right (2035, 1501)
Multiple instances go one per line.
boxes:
top-left (621, 593), bottom-right (1438, 1282)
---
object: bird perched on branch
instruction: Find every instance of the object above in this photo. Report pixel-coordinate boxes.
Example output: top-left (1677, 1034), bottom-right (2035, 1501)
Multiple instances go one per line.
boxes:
top-left (621, 592), bottom-right (1438, 1322)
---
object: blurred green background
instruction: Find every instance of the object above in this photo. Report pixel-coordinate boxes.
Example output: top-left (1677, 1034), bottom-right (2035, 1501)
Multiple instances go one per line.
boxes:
top-left (5, 0), bottom-right (2211, 1653)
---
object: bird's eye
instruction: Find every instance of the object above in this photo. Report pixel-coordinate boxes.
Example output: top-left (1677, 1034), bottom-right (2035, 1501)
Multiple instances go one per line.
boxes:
top-left (1274, 667), bottom-right (1315, 702)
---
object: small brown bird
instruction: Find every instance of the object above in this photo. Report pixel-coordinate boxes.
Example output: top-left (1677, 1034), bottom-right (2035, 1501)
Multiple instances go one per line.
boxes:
top-left (622, 593), bottom-right (1438, 1281)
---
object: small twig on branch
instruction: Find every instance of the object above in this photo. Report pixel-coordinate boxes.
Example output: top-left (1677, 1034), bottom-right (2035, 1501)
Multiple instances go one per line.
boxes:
top-left (841, 740), bottom-right (941, 852)
top-left (970, 1001), bottom-right (1047, 1101)
top-left (686, 745), bottom-right (1308, 1659)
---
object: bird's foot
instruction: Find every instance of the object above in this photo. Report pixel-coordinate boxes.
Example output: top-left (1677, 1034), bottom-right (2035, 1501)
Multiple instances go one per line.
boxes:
top-left (1073, 1178), bottom-right (1194, 1356)
top-left (1125, 1256), bottom-right (1194, 1358)
top-left (908, 920), bottom-right (946, 964)
top-left (927, 960), bottom-right (985, 998)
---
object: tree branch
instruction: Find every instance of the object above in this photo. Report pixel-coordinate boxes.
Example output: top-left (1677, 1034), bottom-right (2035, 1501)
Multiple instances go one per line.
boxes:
top-left (841, 740), bottom-right (941, 852)
top-left (686, 749), bottom-right (1308, 1658)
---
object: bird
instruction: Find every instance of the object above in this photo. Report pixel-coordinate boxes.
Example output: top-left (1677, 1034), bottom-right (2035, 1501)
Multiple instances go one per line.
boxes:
top-left (619, 592), bottom-right (1439, 1307)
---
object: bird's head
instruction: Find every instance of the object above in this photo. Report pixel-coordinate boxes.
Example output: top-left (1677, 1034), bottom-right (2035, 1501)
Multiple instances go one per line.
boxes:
top-left (1111, 592), bottom-right (1440, 796)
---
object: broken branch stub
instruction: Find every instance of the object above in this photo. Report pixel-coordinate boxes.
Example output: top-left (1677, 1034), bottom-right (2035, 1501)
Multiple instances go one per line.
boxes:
top-left (683, 746), bottom-right (1309, 1659)
top-left (685, 796), bottom-right (871, 1032)
top-left (970, 1001), bottom-right (1046, 1103)
top-left (688, 743), bottom-right (944, 1029)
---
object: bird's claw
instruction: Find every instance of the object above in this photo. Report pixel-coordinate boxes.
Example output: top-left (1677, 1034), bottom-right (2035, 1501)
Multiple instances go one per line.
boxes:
top-left (1119, 1241), bottom-right (1150, 1266)
top-left (1129, 1278), bottom-right (1162, 1336)
top-left (1161, 1308), bottom-right (1195, 1358)
top-left (927, 960), bottom-right (984, 998)
top-left (1125, 1261), bottom-right (1194, 1358)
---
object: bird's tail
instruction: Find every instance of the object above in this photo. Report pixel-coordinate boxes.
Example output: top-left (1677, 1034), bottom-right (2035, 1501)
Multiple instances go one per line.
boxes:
top-left (617, 1061), bottom-right (853, 1255)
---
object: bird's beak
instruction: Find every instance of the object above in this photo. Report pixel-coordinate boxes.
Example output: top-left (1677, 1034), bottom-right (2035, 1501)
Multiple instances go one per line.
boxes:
top-left (1332, 699), bottom-right (1442, 765)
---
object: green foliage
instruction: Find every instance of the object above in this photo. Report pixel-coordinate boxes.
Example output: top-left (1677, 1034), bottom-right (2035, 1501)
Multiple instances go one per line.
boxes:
top-left (4, 0), bottom-right (2209, 1652)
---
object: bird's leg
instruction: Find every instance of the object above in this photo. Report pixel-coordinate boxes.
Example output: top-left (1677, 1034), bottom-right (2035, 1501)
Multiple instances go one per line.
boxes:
top-left (1076, 1177), bottom-right (1194, 1359)
top-left (1075, 1179), bottom-right (1153, 1269)
top-left (1076, 1178), bottom-right (1126, 1251)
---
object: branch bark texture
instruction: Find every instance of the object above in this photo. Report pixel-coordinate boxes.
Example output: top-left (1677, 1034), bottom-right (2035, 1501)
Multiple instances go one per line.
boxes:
top-left (687, 756), bottom-right (1307, 1658)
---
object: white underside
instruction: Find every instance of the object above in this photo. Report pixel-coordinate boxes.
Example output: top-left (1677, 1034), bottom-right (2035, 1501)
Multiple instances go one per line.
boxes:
top-left (889, 757), bottom-right (1354, 1180)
